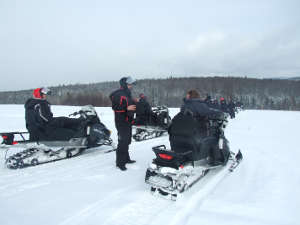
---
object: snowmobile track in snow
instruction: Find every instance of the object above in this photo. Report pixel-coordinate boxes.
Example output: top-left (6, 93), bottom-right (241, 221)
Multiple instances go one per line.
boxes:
top-left (168, 162), bottom-right (236, 225)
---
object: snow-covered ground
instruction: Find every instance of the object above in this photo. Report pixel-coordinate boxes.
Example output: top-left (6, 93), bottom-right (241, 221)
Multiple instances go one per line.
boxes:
top-left (0, 105), bottom-right (299, 225)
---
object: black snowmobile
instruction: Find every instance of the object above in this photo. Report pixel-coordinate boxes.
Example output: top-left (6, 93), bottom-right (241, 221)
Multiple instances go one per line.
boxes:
top-left (132, 106), bottom-right (171, 141)
top-left (0, 105), bottom-right (116, 169)
top-left (145, 112), bottom-right (243, 200)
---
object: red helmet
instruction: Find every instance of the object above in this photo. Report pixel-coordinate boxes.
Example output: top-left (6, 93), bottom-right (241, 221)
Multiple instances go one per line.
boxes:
top-left (33, 87), bottom-right (51, 99)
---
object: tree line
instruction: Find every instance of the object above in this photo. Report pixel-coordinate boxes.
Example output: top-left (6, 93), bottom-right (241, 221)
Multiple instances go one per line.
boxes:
top-left (0, 76), bottom-right (299, 110)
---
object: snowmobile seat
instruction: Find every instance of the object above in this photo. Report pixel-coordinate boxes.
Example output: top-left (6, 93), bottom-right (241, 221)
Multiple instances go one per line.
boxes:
top-left (169, 112), bottom-right (209, 161)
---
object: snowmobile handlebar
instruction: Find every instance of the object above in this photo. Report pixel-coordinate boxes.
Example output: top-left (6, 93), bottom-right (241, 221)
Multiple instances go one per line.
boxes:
top-left (69, 110), bottom-right (92, 117)
top-left (207, 115), bottom-right (227, 122)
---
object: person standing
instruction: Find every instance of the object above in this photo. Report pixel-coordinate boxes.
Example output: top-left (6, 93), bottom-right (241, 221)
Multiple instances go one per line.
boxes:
top-left (109, 77), bottom-right (137, 171)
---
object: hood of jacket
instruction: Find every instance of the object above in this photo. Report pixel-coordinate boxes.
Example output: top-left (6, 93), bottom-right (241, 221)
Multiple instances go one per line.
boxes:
top-left (24, 98), bottom-right (45, 110)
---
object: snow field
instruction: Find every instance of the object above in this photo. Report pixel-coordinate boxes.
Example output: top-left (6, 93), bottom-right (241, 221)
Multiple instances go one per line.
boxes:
top-left (0, 105), bottom-right (300, 225)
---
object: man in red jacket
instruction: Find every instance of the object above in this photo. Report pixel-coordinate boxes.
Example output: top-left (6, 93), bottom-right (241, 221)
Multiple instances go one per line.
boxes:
top-left (110, 77), bottom-right (137, 171)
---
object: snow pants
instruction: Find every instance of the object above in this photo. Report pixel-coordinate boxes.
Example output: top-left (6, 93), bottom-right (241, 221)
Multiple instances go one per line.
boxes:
top-left (115, 124), bottom-right (132, 167)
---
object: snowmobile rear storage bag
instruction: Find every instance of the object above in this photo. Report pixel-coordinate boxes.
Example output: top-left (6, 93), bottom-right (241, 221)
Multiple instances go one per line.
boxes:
top-left (152, 145), bottom-right (193, 169)
top-left (1, 133), bottom-right (14, 145)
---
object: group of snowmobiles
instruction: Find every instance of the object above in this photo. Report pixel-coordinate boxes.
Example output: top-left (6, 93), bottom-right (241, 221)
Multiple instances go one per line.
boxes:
top-left (0, 104), bottom-right (170, 169)
top-left (1, 103), bottom-right (243, 201)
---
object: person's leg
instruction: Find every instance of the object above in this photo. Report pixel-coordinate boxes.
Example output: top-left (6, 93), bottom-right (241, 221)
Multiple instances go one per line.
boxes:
top-left (116, 125), bottom-right (133, 170)
top-left (116, 126), bottom-right (129, 166)
top-left (53, 117), bottom-right (82, 130)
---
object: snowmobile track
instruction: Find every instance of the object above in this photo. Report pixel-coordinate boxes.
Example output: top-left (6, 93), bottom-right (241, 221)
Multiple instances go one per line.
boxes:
top-left (168, 162), bottom-right (236, 225)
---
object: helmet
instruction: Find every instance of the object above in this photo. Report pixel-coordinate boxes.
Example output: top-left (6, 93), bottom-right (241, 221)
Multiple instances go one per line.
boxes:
top-left (33, 87), bottom-right (51, 99)
top-left (125, 76), bottom-right (137, 85)
top-left (41, 87), bottom-right (51, 95)
top-left (119, 76), bottom-right (137, 89)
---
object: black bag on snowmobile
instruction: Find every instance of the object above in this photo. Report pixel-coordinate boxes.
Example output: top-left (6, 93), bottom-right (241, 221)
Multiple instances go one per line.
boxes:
top-left (1, 133), bottom-right (15, 145)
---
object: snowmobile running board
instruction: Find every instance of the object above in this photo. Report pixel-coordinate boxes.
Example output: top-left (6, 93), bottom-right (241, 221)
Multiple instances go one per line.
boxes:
top-left (132, 126), bottom-right (167, 142)
top-left (132, 125), bottom-right (167, 132)
top-left (1, 132), bottom-right (116, 169)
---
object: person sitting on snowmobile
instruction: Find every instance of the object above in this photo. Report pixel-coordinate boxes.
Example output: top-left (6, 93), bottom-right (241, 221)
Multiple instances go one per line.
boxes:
top-left (135, 93), bottom-right (152, 125)
top-left (24, 87), bottom-right (83, 141)
top-left (180, 89), bottom-right (224, 136)
top-left (220, 97), bottom-right (229, 113)
top-left (169, 89), bottom-right (227, 166)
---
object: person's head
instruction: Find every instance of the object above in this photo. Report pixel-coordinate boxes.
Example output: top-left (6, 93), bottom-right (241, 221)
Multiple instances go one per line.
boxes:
top-left (33, 87), bottom-right (51, 99)
top-left (186, 89), bottom-right (200, 99)
top-left (120, 76), bottom-right (137, 90)
top-left (139, 93), bottom-right (145, 99)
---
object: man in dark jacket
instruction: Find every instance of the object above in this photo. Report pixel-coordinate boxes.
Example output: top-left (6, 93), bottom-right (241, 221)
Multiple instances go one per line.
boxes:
top-left (228, 99), bottom-right (236, 119)
top-left (170, 89), bottom-right (225, 165)
top-left (25, 87), bottom-right (81, 141)
top-left (220, 97), bottom-right (229, 113)
top-left (180, 90), bottom-right (223, 134)
top-left (135, 93), bottom-right (152, 125)
top-left (109, 77), bottom-right (137, 171)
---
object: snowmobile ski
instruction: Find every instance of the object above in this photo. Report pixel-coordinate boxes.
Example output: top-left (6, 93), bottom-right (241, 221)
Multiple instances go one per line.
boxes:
top-left (228, 150), bottom-right (243, 172)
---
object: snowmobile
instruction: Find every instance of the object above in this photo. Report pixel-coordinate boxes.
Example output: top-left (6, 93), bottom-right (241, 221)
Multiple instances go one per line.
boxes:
top-left (145, 112), bottom-right (243, 200)
top-left (0, 105), bottom-right (116, 169)
top-left (132, 106), bottom-right (171, 141)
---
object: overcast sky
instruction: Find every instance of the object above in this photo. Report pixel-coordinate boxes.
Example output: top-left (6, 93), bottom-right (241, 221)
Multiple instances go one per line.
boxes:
top-left (1, 0), bottom-right (300, 91)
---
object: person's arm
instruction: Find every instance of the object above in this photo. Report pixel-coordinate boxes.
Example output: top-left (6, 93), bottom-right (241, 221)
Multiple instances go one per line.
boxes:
top-left (196, 103), bottom-right (223, 117)
top-left (34, 102), bottom-right (50, 123)
top-left (112, 94), bottom-right (136, 113)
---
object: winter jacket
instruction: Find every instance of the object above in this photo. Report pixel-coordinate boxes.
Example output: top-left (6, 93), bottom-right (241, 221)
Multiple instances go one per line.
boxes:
top-left (135, 97), bottom-right (152, 124)
top-left (174, 98), bottom-right (224, 136)
top-left (24, 98), bottom-right (53, 131)
top-left (180, 98), bottom-right (223, 119)
top-left (220, 100), bottom-right (229, 113)
top-left (109, 78), bottom-right (136, 126)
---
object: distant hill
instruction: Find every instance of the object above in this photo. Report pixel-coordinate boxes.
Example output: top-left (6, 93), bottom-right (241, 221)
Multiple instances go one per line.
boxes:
top-left (0, 76), bottom-right (300, 110)
top-left (288, 77), bottom-right (300, 81)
